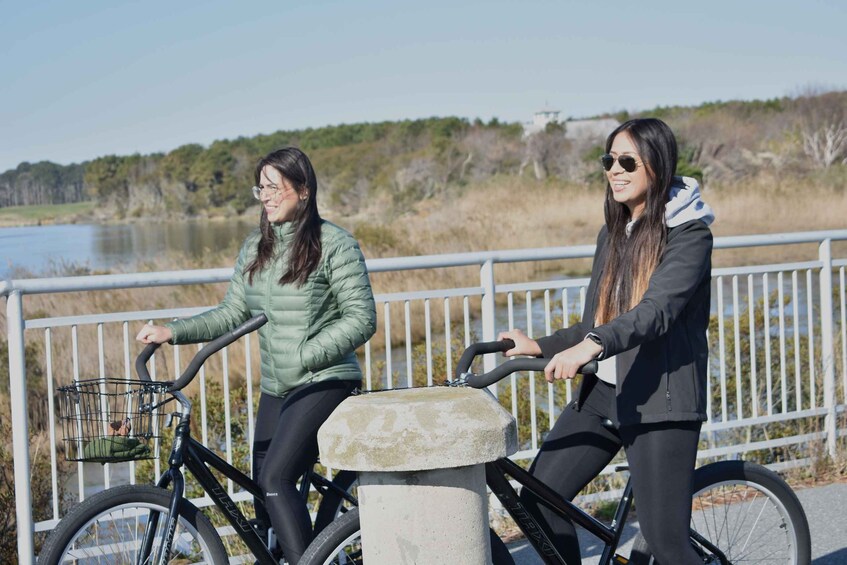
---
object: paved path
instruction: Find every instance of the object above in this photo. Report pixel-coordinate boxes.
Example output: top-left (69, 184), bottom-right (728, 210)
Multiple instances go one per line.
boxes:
top-left (507, 481), bottom-right (847, 564)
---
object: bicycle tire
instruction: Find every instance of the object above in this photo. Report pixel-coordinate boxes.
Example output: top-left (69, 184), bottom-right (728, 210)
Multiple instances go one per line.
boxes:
top-left (301, 506), bottom-right (516, 565)
top-left (301, 508), bottom-right (363, 565)
top-left (628, 460), bottom-right (811, 565)
top-left (38, 484), bottom-right (228, 565)
top-left (314, 469), bottom-right (358, 535)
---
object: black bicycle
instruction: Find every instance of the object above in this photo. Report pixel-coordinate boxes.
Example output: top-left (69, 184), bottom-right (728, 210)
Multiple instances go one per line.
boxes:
top-left (301, 340), bottom-right (812, 565)
top-left (39, 314), bottom-right (358, 565)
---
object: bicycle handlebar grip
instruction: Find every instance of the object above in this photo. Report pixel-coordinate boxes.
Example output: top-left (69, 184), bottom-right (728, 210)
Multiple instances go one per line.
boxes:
top-left (454, 339), bottom-right (514, 380)
top-left (466, 358), bottom-right (546, 388)
top-left (135, 342), bottom-right (162, 382)
top-left (169, 313), bottom-right (269, 392)
top-left (466, 358), bottom-right (598, 389)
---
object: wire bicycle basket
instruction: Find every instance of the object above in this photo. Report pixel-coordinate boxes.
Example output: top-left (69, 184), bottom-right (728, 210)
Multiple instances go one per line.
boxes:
top-left (57, 378), bottom-right (171, 464)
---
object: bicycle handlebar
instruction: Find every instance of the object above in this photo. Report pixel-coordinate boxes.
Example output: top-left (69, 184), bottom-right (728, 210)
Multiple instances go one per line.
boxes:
top-left (135, 314), bottom-right (268, 392)
top-left (170, 314), bottom-right (268, 391)
top-left (456, 339), bottom-right (598, 389)
top-left (135, 342), bottom-right (161, 382)
top-left (455, 339), bottom-right (516, 379)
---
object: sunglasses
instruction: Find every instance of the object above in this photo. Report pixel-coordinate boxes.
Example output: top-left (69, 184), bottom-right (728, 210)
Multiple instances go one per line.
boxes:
top-left (600, 154), bottom-right (643, 173)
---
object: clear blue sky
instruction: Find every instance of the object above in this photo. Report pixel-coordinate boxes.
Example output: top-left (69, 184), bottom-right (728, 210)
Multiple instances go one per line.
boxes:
top-left (1, 0), bottom-right (845, 172)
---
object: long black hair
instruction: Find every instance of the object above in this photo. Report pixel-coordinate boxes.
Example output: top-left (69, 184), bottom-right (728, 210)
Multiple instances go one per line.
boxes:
top-left (244, 147), bottom-right (322, 286)
top-left (595, 118), bottom-right (678, 325)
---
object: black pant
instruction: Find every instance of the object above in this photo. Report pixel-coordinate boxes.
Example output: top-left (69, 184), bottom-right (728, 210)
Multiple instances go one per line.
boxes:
top-left (252, 379), bottom-right (359, 565)
top-left (519, 379), bottom-right (702, 565)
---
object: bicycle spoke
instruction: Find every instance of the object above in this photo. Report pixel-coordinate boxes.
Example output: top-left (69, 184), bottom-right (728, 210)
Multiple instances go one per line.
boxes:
top-left (689, 479), bottom-right (800, 564)
top-left (47, 500), bottom-right (218, 563)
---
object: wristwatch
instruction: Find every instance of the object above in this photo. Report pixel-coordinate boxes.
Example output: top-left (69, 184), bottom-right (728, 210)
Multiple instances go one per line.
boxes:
top-left (585, 333), bottom-right (605, 360)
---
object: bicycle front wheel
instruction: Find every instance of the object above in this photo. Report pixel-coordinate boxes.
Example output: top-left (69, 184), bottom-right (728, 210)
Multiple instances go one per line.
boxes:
top-left (301, 507), bottom-right (363, 565)
top-left (314, 469), bottom-right (358, 535)
top-left (630, 460), bottom-right (811, 564)
top-left (39, 484), bottom-right (228, 564)
top-left (301, 507), bottom-right (516, 565)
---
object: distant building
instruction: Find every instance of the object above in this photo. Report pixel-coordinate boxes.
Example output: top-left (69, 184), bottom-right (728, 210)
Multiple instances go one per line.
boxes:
top-left (522, 108), bottom-right (562, 137)
top-left (523, 108), bottom-right (619, 142)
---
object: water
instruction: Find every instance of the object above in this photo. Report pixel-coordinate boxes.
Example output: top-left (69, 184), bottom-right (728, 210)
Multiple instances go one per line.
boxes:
top-left (0, 220), bottom-right (256, 278)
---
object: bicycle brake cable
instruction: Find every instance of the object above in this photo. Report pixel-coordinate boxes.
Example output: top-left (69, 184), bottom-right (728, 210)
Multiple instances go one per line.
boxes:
top-left (351, 375), bottom-right (470, 396)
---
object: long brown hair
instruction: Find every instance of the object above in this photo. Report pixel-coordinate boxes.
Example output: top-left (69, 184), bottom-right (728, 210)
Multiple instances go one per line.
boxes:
top-left (594, 119), bottom-right (678, 325)
top-left (245, 147), bottom-right (322, 286)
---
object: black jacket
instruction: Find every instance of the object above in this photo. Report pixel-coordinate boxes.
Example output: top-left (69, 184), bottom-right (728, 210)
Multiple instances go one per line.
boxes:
top-left (536, 219), bottom-right (713, 426)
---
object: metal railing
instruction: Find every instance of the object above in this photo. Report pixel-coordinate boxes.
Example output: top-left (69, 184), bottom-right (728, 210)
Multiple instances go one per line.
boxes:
top-left (3, 229), bottom-right (847, 563)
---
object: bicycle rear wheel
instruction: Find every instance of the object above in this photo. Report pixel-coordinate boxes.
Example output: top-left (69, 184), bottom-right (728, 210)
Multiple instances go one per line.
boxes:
top-left (629, 460), bottom-right (811, 564)
top-left (39, 484), bottom-right (227, 564)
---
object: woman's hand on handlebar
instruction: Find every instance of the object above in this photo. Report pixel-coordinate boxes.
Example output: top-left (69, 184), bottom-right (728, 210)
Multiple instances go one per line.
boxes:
top-left (543, 339), bottom-right (602, 383)
top-left (136, 323), bottom-right (173, 344)
top-left (497, 329), bottom-right (542, 357)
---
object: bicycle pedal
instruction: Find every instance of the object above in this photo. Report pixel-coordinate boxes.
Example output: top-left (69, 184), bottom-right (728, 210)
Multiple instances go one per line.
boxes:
top-left (612, 555), bottom-right (629, 564)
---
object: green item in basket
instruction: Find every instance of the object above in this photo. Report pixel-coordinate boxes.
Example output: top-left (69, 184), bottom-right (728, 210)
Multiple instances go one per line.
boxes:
top-left (82, 436), bottom-right (151, 462)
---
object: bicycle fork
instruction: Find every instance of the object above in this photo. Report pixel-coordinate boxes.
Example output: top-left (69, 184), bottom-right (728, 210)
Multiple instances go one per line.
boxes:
top-left (133, 467), bottom-right (185, 565)
top-left (135, 414), bottom-right (191, 564)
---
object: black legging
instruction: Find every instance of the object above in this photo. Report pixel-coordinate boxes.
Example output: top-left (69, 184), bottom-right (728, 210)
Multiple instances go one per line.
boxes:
top-left (519, 379), bottom-right (702, 565)
top-left (252, 379), bottom-right (359, 565)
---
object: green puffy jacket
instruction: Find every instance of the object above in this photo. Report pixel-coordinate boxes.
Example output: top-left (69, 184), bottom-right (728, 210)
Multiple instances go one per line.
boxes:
top-left (166, 220), bottom-right (377, 397)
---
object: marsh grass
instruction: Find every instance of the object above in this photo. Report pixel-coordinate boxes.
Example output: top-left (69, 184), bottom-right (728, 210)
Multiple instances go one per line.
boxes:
top-left (2, 172), bottom-right (844, 420)
top-left (0, 201), bottom-right (96, 226)
top-left (2, 172), bottom-right (844, 431)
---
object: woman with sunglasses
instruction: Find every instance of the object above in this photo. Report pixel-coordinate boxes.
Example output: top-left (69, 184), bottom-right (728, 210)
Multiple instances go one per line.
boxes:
top-left (137, 147), bottom-right (377, 564)
top-left (500, 118), bottom-right (714, 564)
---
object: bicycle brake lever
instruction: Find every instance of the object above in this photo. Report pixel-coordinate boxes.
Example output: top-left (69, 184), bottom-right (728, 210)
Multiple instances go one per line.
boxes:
top-left (165, 412), bottom-right (182, 428)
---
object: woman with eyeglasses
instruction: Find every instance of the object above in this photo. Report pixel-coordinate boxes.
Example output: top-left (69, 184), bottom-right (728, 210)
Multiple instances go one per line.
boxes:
top-left (137, 147), bottom-right (376, 564)
top-left (500, 118), bottom-right (714, 564)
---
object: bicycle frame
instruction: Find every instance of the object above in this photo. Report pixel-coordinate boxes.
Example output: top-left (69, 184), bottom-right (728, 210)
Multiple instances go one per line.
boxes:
top-left (134, 410), bottom-right (275, 564)
top-left (486, 458), bottom-right (634, 565)
top-left (486, 458), bottom-right (732, 565)
top-left (126, 316), bottom-right (357, 565)
top-left (140, 409), bottom-right (353, 565)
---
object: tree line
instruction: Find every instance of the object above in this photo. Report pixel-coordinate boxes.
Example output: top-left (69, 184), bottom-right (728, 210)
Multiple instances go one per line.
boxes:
top-left (1, 90), bottom-right (844, 218)
top-left (0, 161), bottom-right (86, 208)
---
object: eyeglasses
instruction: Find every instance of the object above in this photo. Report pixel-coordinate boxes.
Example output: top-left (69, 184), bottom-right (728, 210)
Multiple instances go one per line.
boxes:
top-left (600, 154), bottom-right (644, 173)
top-left (251, 184), bottom-right (288, 200)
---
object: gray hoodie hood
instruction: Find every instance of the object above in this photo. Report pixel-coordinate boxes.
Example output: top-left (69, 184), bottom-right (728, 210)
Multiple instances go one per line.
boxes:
top-left (665, 176), bottom-right (714, 228)
top-left (625, 176), bottom-right (714, 235)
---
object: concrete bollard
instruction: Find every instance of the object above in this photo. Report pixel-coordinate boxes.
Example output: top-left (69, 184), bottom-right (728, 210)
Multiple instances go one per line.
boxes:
top-left (318, 386), bottom-right (517, 564)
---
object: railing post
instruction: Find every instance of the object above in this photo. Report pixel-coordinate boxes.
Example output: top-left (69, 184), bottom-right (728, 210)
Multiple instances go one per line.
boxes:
top-left (480, 259), bottom-right (497, 391)
top-left (7, 290), bottom-right (34, 564)
top-left (819, 239), bottom-right (837, 458)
